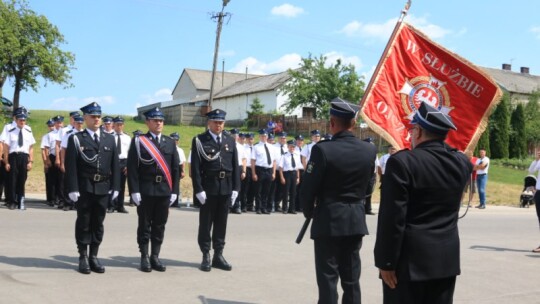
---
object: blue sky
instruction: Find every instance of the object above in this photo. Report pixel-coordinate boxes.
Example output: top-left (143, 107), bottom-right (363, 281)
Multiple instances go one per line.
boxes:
top-left (3, 0), bottom-right (540, 116)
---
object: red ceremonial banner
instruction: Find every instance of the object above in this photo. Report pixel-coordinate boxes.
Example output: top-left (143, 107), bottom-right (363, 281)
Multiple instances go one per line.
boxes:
top-left (360, 23), bottom-right (502, 153)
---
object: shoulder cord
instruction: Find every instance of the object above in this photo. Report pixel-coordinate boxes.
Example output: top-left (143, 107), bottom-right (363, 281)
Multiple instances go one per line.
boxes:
top-left (134, 136), bottom-right (155, 165)
top-left (195, 136), bottom-right (220, 162)
top-left (73, 135), bottom-right (98, 163)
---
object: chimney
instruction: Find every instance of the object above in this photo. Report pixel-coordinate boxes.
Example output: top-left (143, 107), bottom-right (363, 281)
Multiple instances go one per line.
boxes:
top-left (520, 67), bottom-right (530, 74)
top-left (502, 63), bottom-right (511, 71)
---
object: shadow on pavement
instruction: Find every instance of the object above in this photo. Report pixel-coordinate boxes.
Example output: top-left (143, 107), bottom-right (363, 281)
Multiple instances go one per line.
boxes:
top-left (198, 295), bottom-right (257, 304)
top-left (470, 245), bottom-right (532, 253)
top-left (0, 255), bottom-right (74, 270)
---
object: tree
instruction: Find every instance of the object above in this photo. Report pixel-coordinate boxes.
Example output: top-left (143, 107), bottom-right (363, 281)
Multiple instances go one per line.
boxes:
top-left (509, 103), bottom-right (526, 159)
top-left (524, 90), bottom-right (540, 153)
top-left (0, 0), bottom-right (75, 109)
top-left (475, 127), bottom-right (490, 156)
top-left (246, 97), bottom-right (264, 117)
top-left (489, 93), bottom-right (510, 159)
top-left (279, 54), bottom-right (365, 119)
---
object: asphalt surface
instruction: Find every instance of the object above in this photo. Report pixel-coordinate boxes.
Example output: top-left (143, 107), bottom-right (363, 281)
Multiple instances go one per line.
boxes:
top-left (1, 194), bottom-right (539, 304)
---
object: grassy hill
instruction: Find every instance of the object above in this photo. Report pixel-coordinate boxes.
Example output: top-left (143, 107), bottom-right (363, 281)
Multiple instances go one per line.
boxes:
top-left (15, 110), bottom-right (528, 206)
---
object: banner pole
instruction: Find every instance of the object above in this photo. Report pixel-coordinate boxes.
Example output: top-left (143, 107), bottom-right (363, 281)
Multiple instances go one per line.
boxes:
top-left (359, 0), bottom-right (411, 108)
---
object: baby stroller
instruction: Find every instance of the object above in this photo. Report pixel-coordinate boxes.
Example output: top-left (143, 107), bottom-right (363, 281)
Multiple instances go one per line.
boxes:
top-left (519, 175), bottom-right (537, 208)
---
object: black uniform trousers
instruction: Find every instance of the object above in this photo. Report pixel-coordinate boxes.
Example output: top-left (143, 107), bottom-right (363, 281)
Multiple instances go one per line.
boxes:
top-left (282, 171), bottom-right (297, 212)
top-left (7, 153), bottom-right (29, 205)
top-left (241, 169), bottom-right (254, 211)
top-left (112, 159), bottom-right (127, 209)
top-left (48, 154), bottom-right (66, 205)
top-left (364, 172), bottom-right (376, 213)
top-left (75, 192), bottom-right (109, 246)
top-left (534, 192), bottom-right (540, 227)
top-left (198, 194), bottom-right (230, 253)
top-left (314, 235), bottom-right (363, 304)
top-left (254, 166), bottom-right (273, 212)
top-left (0, 159), bottom-right (6, 201)
top-left (44, 165), bottom-right (54, 203)
top-left (295, 169), bottom-right (304, 212)
top-left (137, 195), bottom-right (169, 246)
top-left (382, 276), bottom-right (456, 304)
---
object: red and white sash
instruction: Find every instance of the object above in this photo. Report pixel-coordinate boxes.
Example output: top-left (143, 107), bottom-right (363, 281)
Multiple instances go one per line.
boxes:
top-left (138, 136), bottom-right (173, 190)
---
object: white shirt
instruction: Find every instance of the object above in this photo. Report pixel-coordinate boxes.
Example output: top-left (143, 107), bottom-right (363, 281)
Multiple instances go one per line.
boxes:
top-left (379, 153), bottom-right (391, 175)
top-left (251, 142), bottom-right (275, 168)
top-left (235, 142), bottom-right (245, 166)
top-left (300, 142), bottom-right (316, 161)
top-left (528, 160), bottom-right (540, 190)
top-left (60, 128), bottom-right (82, 149)
top-left (86, 129), bottom-right (101, 142)
top-left (176, 146), bottom-right (186, 165)
top-left (45, 129), bottom-right (61, 155)
top-left (244, 144), bottom-right (254, 167)
top-left (279, 151), bottom-right (301, 171)
top-left (57, 125), bottom-right (73, 143)
top-left (40, 133), bottom-right (50, 150)
top-left (274, 142), bottom-right (287, 156)
top-left (5, 125), bottom-right (36, 154)
top-left (476, 156), bottom-right (490, 175)
top-left (114, 132), bottom-right (131, 160)
top-left (0, 121), bottom-right (31, 142)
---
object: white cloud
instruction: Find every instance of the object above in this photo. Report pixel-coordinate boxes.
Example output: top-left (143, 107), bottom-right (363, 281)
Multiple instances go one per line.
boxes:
top-left (140, 88), bottom-right (172, 105)
top-left (339, 15), bottom-right (452, 41)
top-left (531, 26), bottom-right (540, 39)
top-left (271, 4), bottom-right (304, 18)
top-left (229, 53), bottom-right (302, 75)
top-left (323, 51), bottom-right (363, 70)
top-left (50, 95), bottom-right (116, 111)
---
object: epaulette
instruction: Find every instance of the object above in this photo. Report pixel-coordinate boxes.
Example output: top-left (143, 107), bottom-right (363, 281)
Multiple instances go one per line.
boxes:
top-left (161, 134), bottom-right (172, 141)
top-left (66, 130), bottom-right (74, 134)
top-left (8, 127), bottom-right (16, 132)
top-left (24, 126), bottom-right (32, 132)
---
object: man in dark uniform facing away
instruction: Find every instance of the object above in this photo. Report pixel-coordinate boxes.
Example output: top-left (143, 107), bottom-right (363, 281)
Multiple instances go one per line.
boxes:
top-left (374, 101), bottom-right (472, 304)
top-left (190, 109), bottom-right (240, 272)
top-left (65, 102), bottom-right (121, 274)
top-left (300, 98), bottom-right (377, 304)
top-left (127, 107), bottom-right (179, 272)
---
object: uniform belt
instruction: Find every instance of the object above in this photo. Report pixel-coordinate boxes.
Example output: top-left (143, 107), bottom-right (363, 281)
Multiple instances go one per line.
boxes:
top-left (9, 152), bottom-right (28, 155)
top-left (477, 173), bottom-right (487, 176)
top-left (141, 175), bottom-right (165, 183)
top-left (320, 198), bottom-right (364, 205)
top-left (205, 171), bottom-right (231, 179)
top-left (255, 166), bottom-right (272, 171)
top-left (83, 173), bottom-right (110, 182)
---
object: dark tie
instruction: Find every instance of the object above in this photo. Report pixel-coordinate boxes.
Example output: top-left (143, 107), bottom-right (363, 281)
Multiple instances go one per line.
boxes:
top-left (93, 133), bottom-right (99, 145)
top-left (18, 128), bottom-right (23, 147)
top-left (217, 136), bottom-right (221, 147)
top-left (264, 144), bottom-right (271, 166)
top-left (280, 145), bottom-right (285, 155)
top-left (117, 134), bottom-right (122, 154)
top-left (291, 153), bottom-right (296, 169)
top-left (154, 135), bottom-right (159, 146)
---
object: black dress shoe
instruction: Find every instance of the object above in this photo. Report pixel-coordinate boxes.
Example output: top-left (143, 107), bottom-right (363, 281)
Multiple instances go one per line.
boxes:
top-left (8, 204), bottom-right (15, 210)
top-left (261, 210), bottom-right (271, 215)
top-left (106, 208), bottom-right (115, 213)
top-left (256, 210), bottom-right (261, 214)
top-left (89, 256), bottom-right (105, 273)
top-left (212, 253), bottom-right (232, 271)
top-left (241, 208), bottom-right (247, 213)
top-left (150, 255), bottom-right (166, 272)
top-left (63, 205), bottom-right (70, 211)
top-left (232, 208), bottom-right (241, 214)
top-left (140, 255), bottom-right (152, 272)
top-left (117, 208), bottom-right (129, 214)
top-left (78, 256), bottom-right (91, 274)
top-left (288, 210), bottom-right (297, 214)
top-left (200, 253), bottom-right (211, 272)
top-left (366, 211), bottom-right (376, 215)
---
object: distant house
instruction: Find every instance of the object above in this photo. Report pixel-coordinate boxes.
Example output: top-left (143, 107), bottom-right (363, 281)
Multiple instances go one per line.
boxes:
top-left (482, 64), bottom-right (540, 103)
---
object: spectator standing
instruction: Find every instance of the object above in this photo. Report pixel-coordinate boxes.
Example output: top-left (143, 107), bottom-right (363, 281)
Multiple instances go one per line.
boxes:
top-left (528, 152), bottom-right (540, 253)
top-left (474, 148), bottom-right (489, 209)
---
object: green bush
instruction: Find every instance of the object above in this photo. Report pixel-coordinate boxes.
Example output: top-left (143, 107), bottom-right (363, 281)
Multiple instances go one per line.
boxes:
top-left (490, 158), bottom-right (534, 171)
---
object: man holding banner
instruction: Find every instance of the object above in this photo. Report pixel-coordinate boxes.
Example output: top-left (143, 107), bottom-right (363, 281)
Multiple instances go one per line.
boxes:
top-left (361, 6), bottom-right (501, 302)
top-left (127, 107), bottom-right (180, 272)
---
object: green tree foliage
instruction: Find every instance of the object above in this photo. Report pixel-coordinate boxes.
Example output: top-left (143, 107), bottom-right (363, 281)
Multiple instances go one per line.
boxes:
top-left (0, 0), bottom-right (75, 109)
top-left (524, 90), bottom-right (540, 150)
top-left (489, 93), bottom-right (510, 159)
top-left (475, 127), bottom-right (490, 156)
top-left (509, 103), bottom-right (526, 158)
top-left (247, 97), bottom-right (264, 117)
top-left (279, 54), bottom-right (365, 119)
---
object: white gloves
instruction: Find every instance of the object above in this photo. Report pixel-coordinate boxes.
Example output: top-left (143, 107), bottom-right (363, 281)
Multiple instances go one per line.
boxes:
top-left (68, 192), bottom-right (80, 203)
top-left (230, 191), bottom-right (238, 207)
top-left (169, 194), bottom-right (178, 206)
top-left (196, 191), bottom-right (207, 205)
top-left (131, 193), bottom-right (142, 206)
top-left (111, 191), bottom-right (119, 201)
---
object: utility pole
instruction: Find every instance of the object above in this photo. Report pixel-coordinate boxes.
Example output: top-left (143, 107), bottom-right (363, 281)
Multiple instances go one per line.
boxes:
top-left (208, 0), bottom-right (231, 111)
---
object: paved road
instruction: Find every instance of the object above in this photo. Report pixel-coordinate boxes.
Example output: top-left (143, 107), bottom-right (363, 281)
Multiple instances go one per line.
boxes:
top-left (1, 194), bottom-right (539, 304)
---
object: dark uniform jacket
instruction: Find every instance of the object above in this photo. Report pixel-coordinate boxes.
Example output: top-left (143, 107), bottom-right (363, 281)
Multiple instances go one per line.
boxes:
top-left (65, 129), bottom-right (121, 195)
top-left (190, 130), bottom-right (240, 196)
top-left (300, 130), bottom-right (377, 238)
top-left (374, 140), bottom-right (472, 281)
top-left (127, 132), bottom-right (180, 197)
